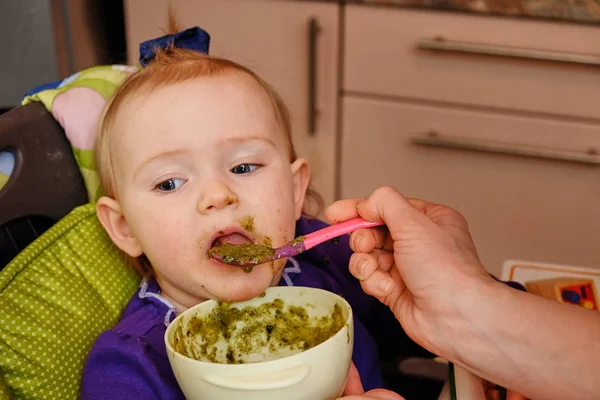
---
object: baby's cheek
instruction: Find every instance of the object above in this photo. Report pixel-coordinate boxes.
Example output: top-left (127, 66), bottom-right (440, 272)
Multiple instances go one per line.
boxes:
top-left (196, 232), bottom-right (211, 249)
top-left (142, 223), bottom-right (188, 255)
top-left (257, 184), bottom-right (295, 207)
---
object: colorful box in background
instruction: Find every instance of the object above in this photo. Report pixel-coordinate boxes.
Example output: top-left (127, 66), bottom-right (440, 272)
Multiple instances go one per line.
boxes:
top-left (526, 277), bottom-right (598, 310)
top-left (501, 260), bottom-right (600, 311)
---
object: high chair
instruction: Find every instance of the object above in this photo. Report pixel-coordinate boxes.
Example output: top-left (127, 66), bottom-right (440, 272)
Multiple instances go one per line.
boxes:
top-left (0, 102), bottom-right (88, 270)
top-left (0, 67), bottom-right (140, 400)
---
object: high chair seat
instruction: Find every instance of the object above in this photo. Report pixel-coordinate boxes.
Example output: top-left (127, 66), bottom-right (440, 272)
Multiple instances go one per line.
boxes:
top-left (0, 203), bottom-right (139, 400)
top-left (0, 103), bottom-right (88, 270)
top-left (0, 65), bottom-right (134, 271)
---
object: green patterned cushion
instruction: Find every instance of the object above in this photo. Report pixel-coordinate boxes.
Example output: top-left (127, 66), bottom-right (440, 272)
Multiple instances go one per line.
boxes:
top-left (19, 65), bottom-right (137, 202)
top-left (0, 374), bottom-right (10, 399)
top-left (0, 203), bottom-right (140, 400)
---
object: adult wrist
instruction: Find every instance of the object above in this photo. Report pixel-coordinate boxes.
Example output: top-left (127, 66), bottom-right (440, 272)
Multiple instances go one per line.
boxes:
top-left (429, 271), bottom-right (506, 364)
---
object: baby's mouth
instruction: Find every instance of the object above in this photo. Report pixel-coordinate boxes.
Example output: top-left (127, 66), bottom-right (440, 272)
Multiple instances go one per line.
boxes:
top-left (208, 230), bottom-right (275, 272)
top-left (211, 232), bottom-right (253, 248)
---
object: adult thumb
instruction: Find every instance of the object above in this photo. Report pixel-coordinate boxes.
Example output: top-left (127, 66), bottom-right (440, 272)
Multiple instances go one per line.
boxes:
top-left (342, 362), bottom-right (364, 396)
top-left (357, 186), bottom-right (423, 235)
top-left (363, 388), bottom-right (406, 400)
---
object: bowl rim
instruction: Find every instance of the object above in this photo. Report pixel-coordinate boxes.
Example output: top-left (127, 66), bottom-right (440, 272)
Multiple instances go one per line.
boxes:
top-left (164, 286), bottom-right (354, 367)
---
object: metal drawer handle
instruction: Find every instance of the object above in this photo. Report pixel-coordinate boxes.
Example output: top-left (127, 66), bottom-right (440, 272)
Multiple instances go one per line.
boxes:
top-left (307, 17), bottom-right (321, 136)
top-left (418, 37), bottom-right (600, 67)
top-left (411, 131), bottom-right (600, 165)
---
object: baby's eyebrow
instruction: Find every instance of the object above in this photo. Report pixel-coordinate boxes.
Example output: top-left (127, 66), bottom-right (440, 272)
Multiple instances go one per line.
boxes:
top-left (133, 149), bottom-right (188, 181)
top-left (221, 136), bottom-right (277, 148)
top-left (132, 137), bottom-right (276, 180)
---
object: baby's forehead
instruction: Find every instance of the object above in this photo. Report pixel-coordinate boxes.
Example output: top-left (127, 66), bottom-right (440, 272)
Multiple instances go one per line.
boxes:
top-left (117, 74), bottom-right (275, 124)
top-left (133, 75), bottom-right (275, 122)
top-left (108, 76), bottom-right (287, 162)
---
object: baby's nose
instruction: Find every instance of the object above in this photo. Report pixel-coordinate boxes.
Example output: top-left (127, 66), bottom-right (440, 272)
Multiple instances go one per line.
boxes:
top-left (197, 183), bottom-right (239, 214)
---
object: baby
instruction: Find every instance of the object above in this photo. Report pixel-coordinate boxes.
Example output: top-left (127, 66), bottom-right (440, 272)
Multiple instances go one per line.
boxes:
top-left (80, 26), bottom-right (428, 399)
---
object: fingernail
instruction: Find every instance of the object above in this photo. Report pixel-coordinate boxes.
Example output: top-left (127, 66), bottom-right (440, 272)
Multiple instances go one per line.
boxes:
top-left (357, 259), bottom-right (369, 278)
top-left (378, 279), bottom-right (392, 295)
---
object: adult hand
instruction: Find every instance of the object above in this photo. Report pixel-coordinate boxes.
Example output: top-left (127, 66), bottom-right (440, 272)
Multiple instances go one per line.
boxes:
top-left (340, 362), bottom-right (405, 400)
top-left (338, 390), bottom-right (405, 400)
top-left (327, 186), bottom-right (600, 400)
top-left (325, 186), bottom-right (493, 358)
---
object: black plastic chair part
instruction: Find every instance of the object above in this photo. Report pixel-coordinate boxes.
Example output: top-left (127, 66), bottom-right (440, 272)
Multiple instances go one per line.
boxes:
top-left (0, 102), bottom-right (88, 270)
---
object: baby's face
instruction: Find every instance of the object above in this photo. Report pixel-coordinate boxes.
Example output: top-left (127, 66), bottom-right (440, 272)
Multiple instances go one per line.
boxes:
top-left (109, 73), bottom-right (308, 308)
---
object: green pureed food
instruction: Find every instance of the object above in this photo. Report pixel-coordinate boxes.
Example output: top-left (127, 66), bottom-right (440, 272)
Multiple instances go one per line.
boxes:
top-left (172, 298), bottom-right (346, 364)
top-left (208, 242), bottom-right (275, 266)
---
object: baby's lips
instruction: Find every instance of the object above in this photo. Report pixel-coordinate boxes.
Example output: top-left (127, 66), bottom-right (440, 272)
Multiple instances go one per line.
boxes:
top-left (213, 232), bottom-right (252, 246)
top-left (208, 227), bottom-right (256, 249)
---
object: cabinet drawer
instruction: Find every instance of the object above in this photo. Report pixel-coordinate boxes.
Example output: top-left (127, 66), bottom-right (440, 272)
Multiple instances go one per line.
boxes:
top-left (341, 96), bottom-right (600, 275)
top-left (344, 6), bottom-right (600, 121)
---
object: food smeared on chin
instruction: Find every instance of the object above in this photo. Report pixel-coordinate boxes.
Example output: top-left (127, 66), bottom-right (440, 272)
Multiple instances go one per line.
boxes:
top-left (238, 216), bottom-right (254, 233)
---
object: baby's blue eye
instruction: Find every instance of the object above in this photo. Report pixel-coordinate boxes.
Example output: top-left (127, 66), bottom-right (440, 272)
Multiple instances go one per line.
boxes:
top-left (156, 178), bottom-right (185, 192)
top-left (230, 163), bottom-right (258, 174)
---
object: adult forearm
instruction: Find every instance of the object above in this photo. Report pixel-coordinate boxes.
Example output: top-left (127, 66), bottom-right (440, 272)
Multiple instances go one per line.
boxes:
top-left (444, 279), bottom-right (600, 400)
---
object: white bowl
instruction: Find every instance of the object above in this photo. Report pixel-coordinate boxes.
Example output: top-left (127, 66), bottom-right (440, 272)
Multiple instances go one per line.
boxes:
top-left (164, 286), bottom-right (354, 400)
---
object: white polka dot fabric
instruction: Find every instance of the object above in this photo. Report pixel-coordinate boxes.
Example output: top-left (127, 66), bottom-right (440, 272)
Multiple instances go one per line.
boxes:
top-left (0, 374), bottom-right (10, 399)
top-left (0, 204), bottom-right (140, 399)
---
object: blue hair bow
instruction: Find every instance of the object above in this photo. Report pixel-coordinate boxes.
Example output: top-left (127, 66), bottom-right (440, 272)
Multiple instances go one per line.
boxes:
top-left (139, 26), bottom-right (210, 67)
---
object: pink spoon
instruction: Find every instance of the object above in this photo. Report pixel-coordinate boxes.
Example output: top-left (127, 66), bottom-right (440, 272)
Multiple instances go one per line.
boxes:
top-left (209, 217), bottom-right (384, 267)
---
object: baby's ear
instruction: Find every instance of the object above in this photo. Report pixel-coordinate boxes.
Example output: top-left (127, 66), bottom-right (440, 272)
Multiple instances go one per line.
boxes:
top-left (96, 197), bottom-right (143, 257)
top-left (290, 158), bottom-right (310, 220)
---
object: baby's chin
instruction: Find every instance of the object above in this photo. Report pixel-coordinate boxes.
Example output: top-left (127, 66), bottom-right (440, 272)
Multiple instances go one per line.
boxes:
top-left (214, 284), bottom-right (271, 303)
top-left (210, 263), bottom-right (283, 303)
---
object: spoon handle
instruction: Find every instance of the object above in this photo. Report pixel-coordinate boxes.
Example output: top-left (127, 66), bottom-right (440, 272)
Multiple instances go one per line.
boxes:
top-left (303, 218), bottom-right (384, 251)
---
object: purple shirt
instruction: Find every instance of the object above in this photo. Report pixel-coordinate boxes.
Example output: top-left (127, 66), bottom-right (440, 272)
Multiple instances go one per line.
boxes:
top-left (80, 218), bottom-right (432, 399)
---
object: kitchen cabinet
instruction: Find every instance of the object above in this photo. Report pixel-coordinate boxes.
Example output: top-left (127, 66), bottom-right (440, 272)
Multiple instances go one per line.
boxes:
top-left (342, 4), bottom-right (600, 274)
top-left (341, 96), bottom-right (600, 275)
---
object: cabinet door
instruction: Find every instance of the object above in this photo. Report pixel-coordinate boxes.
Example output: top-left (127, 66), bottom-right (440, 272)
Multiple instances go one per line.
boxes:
top-left (341, 96), bottom-right (600, 275)
top-left (124, 0), bottom-right (339, 207)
